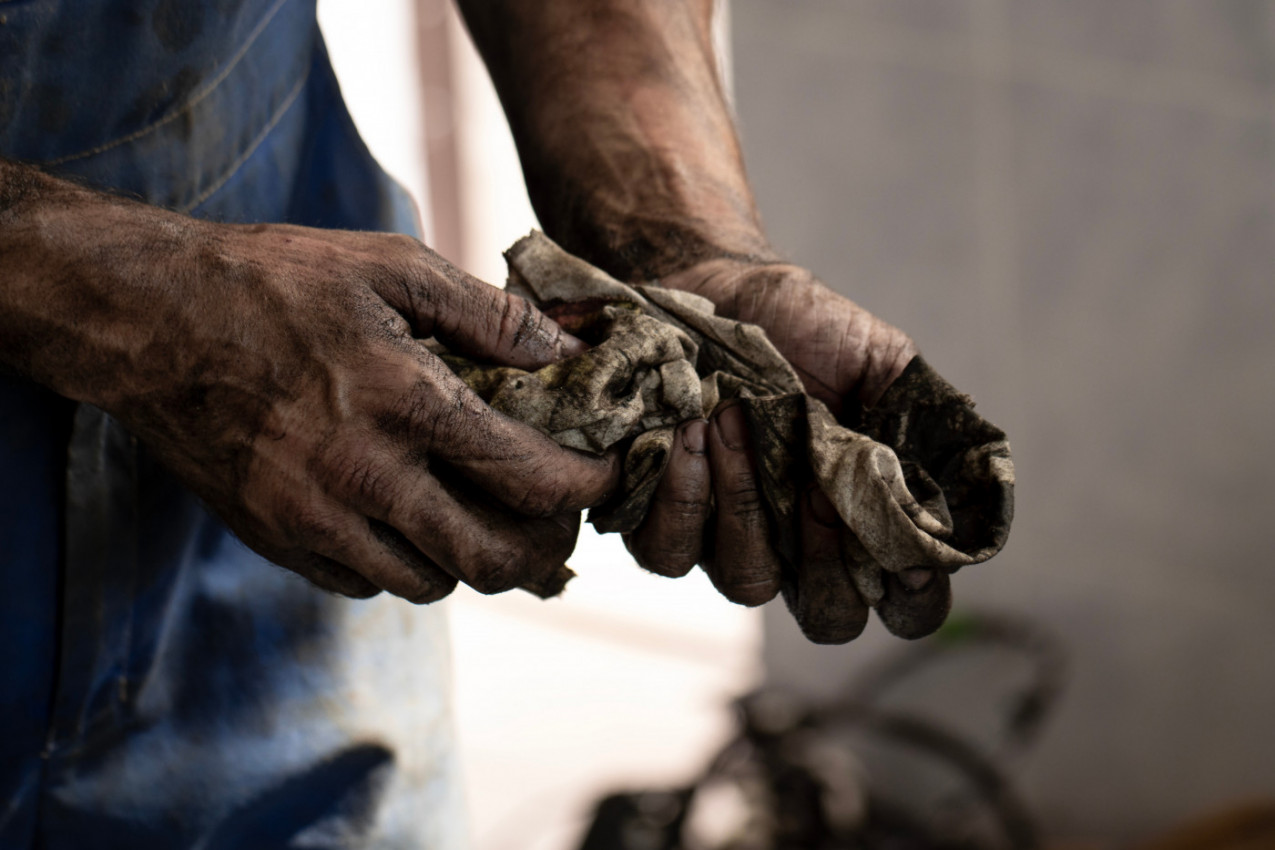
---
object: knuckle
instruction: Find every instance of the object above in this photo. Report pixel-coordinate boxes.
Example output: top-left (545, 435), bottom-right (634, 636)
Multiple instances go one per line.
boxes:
top-left (378, 233), bottom-right (427, 278)
top-left (322, 447), bottom-right (399, 507)
top-left (385, 376), bottom-right (440, 441)
top-left (466, 549), bottom-right (524, 595)
top-left (511, 490), bottom-right (557, 519)
top-left (662, 495), bottom-right (710, 525)
top-left (373, 236), bottom-right (431, 314)
top-left (431, 378), bottom-right (496, 448)
top-left (494, 294), bottom-right (526, 346)
top-left (516, 452), bottom-right (615, 516)
top-left (380, 370), bottom-right (481, 454)
top-left (287, 501), bottom-right (344, 549)
top-left (722, 485), bottom-right (768, 523)
top-left (494, 295), bottom-right (555, 357)
top-left (510, 466), bottom-right (575, 517)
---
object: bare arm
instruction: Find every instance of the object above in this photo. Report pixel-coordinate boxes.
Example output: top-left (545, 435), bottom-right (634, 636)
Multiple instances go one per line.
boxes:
top-left (0, 157), bottom-right (617, 600)
top-left (456, 1), bottom-right (941, 641)
top-left (456, 0), bottom-right (914, 402)
top-left (457, 0), bottom-right (769, 281)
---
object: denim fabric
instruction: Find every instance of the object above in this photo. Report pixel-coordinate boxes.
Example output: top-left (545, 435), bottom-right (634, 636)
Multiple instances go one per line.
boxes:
top-left (0, 3), bottom-right (464, 847)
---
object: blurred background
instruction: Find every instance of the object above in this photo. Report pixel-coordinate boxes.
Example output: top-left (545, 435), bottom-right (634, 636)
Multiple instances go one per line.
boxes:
top-left (319, 1), bottom-right (1275, 847)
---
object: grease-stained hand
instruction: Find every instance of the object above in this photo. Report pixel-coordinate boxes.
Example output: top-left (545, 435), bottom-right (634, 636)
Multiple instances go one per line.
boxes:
top-left (66, 219), bottom-right (619, 601)
top-left (625, 260), bottom-right (949, 643)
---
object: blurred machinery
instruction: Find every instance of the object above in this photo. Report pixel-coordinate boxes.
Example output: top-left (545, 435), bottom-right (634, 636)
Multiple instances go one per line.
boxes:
top-left (577, 613), bottom-right (1067, 850)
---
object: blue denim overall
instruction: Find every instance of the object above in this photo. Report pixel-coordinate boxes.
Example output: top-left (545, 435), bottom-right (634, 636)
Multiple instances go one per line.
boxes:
top-left (0, 2), bottom-right (465, 847)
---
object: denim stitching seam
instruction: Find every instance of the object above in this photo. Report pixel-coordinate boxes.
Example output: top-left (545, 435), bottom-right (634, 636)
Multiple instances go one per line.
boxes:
top-left (179, 64), bottom-right (310, 213)
top-left (41, 0), bottom-right (292, 167)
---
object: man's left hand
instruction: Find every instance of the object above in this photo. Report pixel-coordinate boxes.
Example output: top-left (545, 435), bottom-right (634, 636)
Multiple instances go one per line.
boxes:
top-left (624, 260), bottom-right (951, 643)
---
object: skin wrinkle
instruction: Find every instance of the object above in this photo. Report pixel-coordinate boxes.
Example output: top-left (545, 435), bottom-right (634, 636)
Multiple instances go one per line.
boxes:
top-left (6, 1), bottom-right (957, 638)
top-left (503, 297), bottom-right (541, 355)
top-left (704, 403), bottom-right (781, 607)
top-left (482, 232), bottom-right (969, 641)
top-left (426, 259), bottom-right (572, 368)
top-left (457, 0), bottom-right (918, 407)
top-left (676, 259), bottom-right (916, 410)
top-left (403, 468), bottom-right (577, 594)
top-left (368, 519), bottom-right (456, 603)
top-left (0, 156), bottom-right (620, 602)
top-left (301, 554), bottom-right (380, 598)
top-left (309, 426), bottom-right (392, 509)
top-left (460, 0), bottom-right (772, 282)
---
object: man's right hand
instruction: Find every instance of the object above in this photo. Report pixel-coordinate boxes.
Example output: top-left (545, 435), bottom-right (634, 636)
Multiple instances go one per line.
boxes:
top-left (0, 161), bottom-right (618, 602)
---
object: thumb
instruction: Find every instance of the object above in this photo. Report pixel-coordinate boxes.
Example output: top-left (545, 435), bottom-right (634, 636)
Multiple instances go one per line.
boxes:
top-left (382, 250), bottom-right (586, 369)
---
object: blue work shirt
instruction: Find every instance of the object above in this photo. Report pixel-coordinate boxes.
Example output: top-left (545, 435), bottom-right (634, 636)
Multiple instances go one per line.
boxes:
top-left (0, 2), bottom-right (465, 847)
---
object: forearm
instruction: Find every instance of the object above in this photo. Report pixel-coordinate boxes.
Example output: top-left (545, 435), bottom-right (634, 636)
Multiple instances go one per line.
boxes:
top-left (1, 163), bottom-right (623, 601)
top-left (456, 0), bottom-right (777, 287)
top-left (0, 158), bottom-right (212, 409)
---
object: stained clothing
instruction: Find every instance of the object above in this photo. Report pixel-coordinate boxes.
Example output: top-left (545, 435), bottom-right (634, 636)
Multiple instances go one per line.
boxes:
top-left (0, 2), bottom-right (464, 848)
top-left (444, 233), bottom-right (1014, 640)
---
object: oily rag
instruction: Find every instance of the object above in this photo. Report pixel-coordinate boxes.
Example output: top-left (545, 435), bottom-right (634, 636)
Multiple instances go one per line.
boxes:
top-left (439, 232), bottom-right (1015, 634)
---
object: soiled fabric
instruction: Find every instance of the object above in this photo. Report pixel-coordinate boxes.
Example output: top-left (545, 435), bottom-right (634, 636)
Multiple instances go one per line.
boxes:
top-left (443, 232), bottom-right (1015, 630)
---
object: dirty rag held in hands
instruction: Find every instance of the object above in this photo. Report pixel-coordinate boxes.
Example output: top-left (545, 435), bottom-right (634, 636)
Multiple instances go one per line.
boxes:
top-left (439, 232), bottom-right (1015, 640)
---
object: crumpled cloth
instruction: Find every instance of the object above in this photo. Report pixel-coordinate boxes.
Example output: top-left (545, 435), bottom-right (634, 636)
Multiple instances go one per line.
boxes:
top-left (440, 232), bottom-right (1014, 621)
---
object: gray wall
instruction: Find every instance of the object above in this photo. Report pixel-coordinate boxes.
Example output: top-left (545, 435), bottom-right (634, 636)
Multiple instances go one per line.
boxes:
top-left (734, 0), bottom-right (1275, 840)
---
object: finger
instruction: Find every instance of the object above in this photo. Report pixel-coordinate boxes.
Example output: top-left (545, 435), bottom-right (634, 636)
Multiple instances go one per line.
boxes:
top-left (373, 240), bottom-right (588, 367)
top-left (387, 357), bottom-right (620, 516)
top-left (365, 519), bottom-right (459, 603)
top-left (312, 423), bottom-right (584, 596)
top-left (228, 503), bottom-right (384, 598)
top-left (624, 420), bottom-right (711, 577)
top-left (381, 467), bottom-right (580, 595)
top-left (876, 568), bottom-right (952, 639)
top-left (304, 511), bottom-right (458, 604)
top-left (271, 550), bottom-right (381, 599)
top-left (790, 488), bottom-right (868, 644)
top-left (703, 402), bottom-right (782, 607)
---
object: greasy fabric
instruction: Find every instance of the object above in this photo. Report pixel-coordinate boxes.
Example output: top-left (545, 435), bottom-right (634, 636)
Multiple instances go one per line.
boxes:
top-left (444, 233), bottom-right (1014, 625)
top-left (0, 3), bottom-right (464, 848)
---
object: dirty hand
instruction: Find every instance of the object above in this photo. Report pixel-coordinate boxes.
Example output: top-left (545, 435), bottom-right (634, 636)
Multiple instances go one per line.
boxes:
top-left (625, 260), bottom-right (947, 644)
top-left (451, 0), bottom-right (946, 636)
top-left (2, 176), bottom-right (617, 601)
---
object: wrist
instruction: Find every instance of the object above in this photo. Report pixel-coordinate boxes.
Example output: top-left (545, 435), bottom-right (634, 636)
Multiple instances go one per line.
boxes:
top-left (548, 212), bottom-right (778, 288)
top-left (658, 255), bottom-right (801, 321)
top-left (461, 0), bottom-right (778, 284)
top-left (0, 162), bottom-right (210, 410)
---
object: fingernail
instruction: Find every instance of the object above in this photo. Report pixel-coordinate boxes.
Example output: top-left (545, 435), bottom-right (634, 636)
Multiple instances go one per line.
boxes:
top-left (715, 403), bottom-right (748, 451)
top-left (806, 487), bottom-right (841, 527)
top-left (558, 332), bottom-right (589, 358)
top-left (681, 419), bottom-right (708, 455)
top-left (900, 567), bottom-right (933, 591)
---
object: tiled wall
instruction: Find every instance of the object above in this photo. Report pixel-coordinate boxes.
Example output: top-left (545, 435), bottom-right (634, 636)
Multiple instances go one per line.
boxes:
top-left (735, 0), bottom-right (1275, 839)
